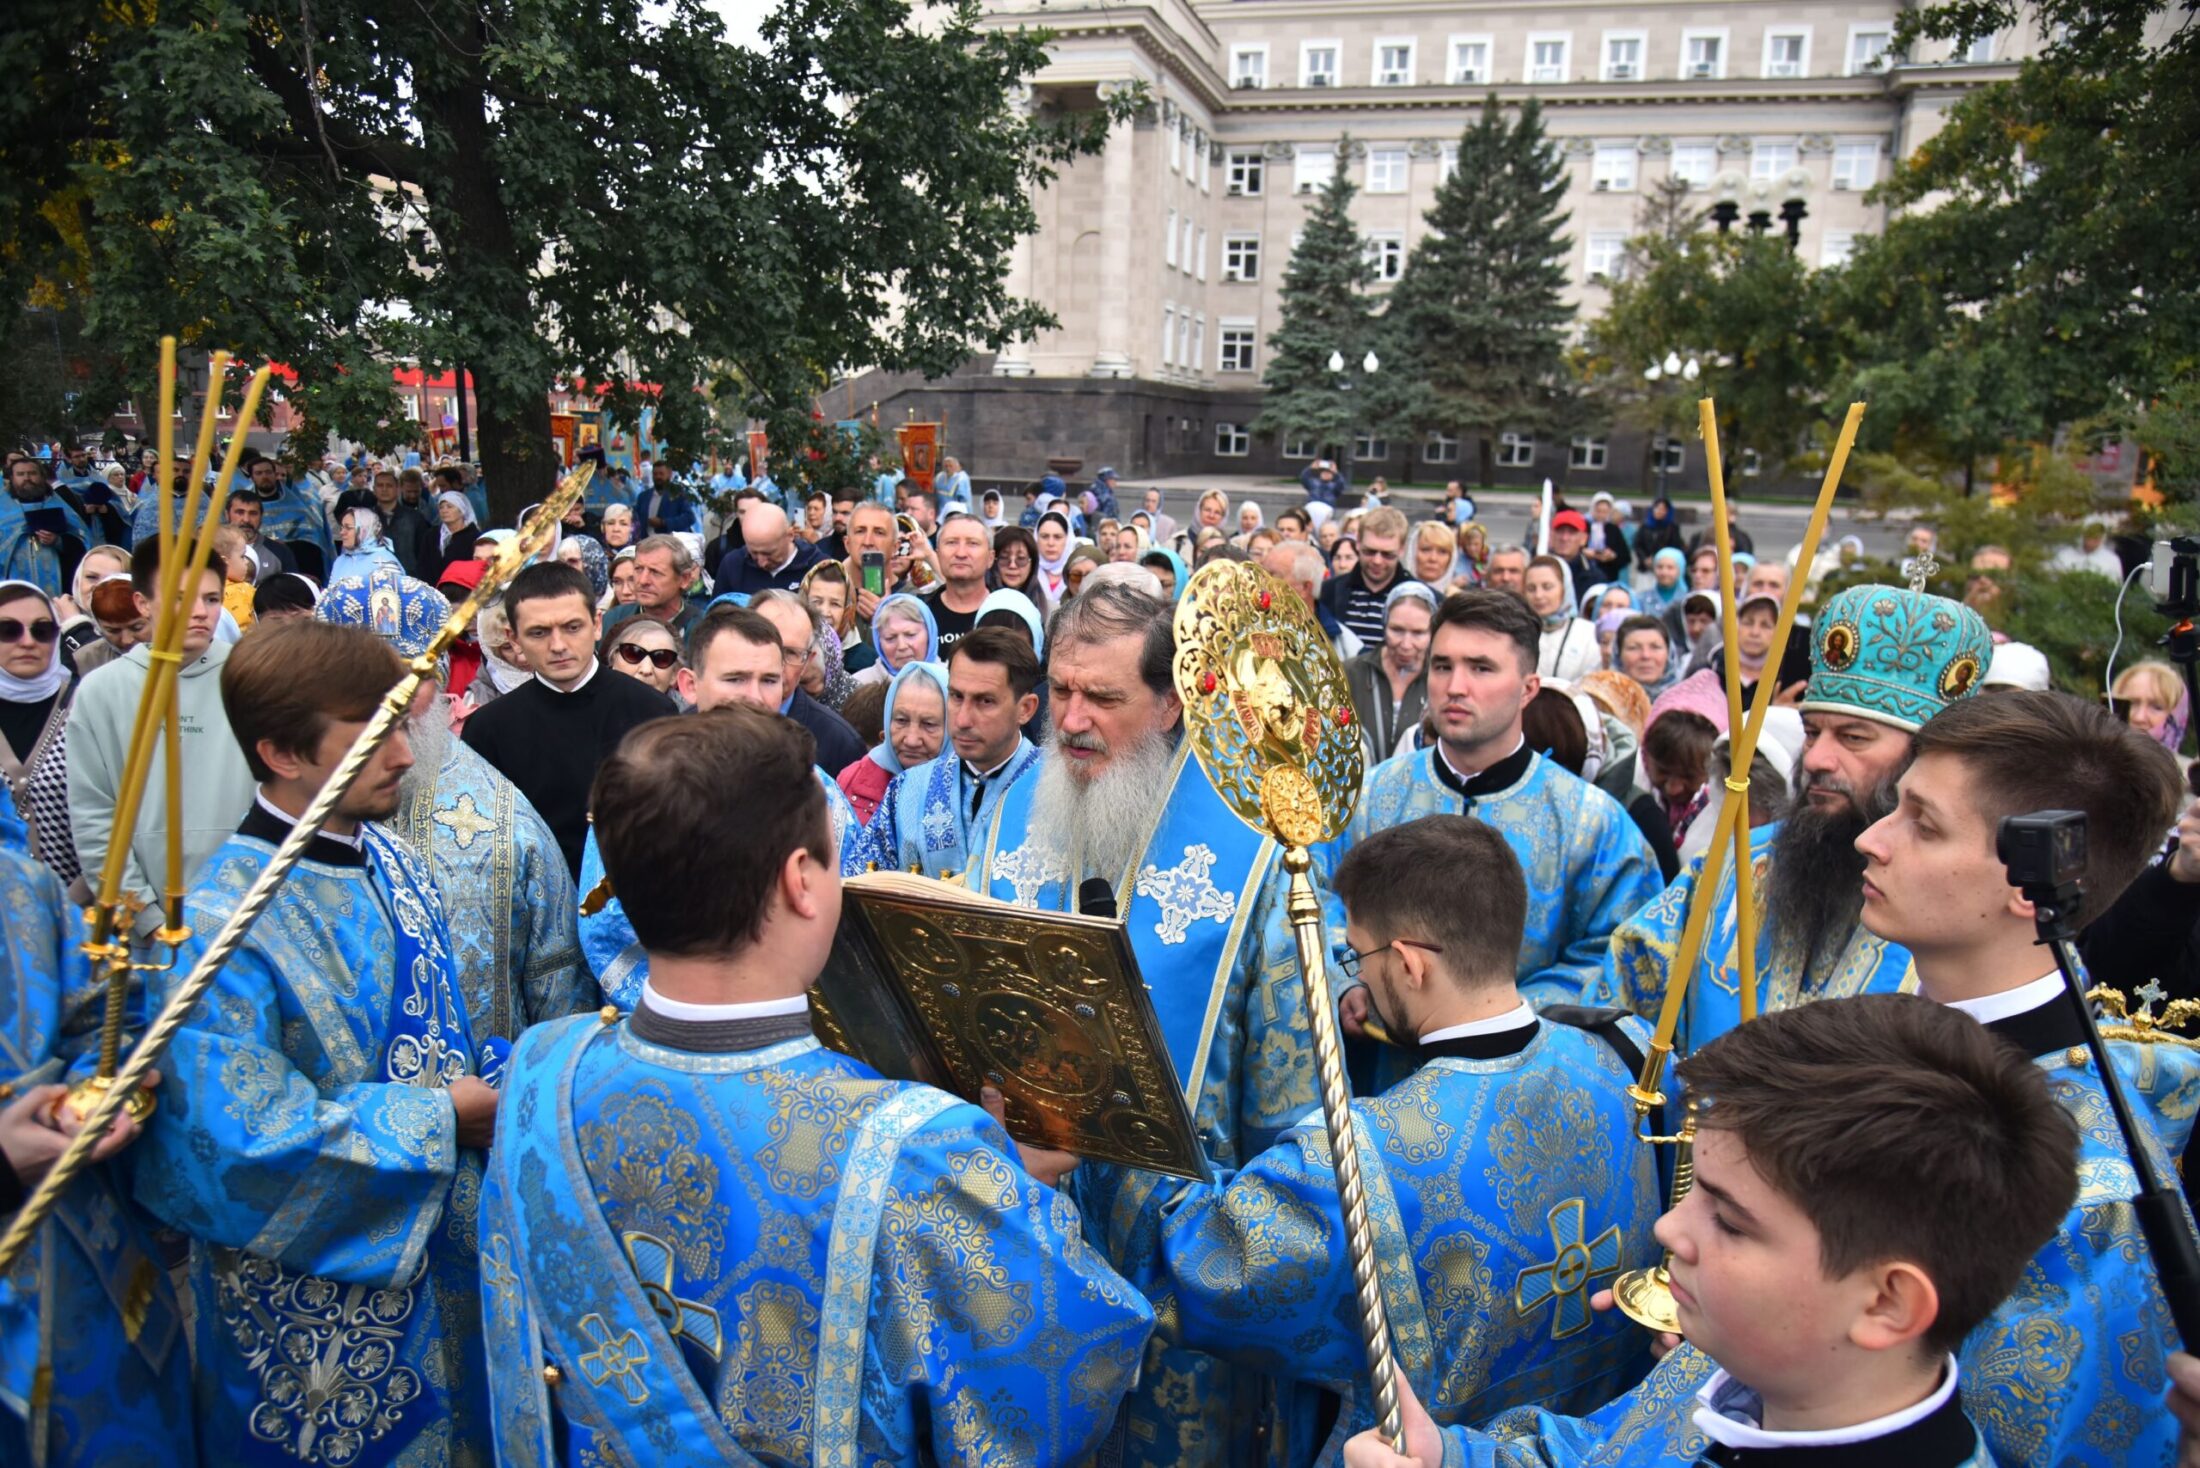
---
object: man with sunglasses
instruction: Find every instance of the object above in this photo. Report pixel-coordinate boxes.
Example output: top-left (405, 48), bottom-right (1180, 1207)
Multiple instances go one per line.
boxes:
top-left (1115, 814), bottom-right (1658, 1462)
top-left (1321, 505), bottom-right (1409, 652)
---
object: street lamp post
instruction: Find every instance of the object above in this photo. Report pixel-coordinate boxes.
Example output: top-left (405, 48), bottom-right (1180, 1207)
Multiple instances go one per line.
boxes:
top-left (1641, 351), bottom-right (1702, 498)
top-left (1328, 348), bottom-right (1381, 504)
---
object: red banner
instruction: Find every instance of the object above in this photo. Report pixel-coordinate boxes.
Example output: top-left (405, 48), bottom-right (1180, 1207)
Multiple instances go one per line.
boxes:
top-left (897, 422), bottom-right (940, 493)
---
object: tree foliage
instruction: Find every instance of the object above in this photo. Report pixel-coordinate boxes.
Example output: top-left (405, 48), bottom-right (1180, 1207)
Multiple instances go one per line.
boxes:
top-left (1369, 96), bottom-right (1575, 485)
top-left (1832, 0), bottom-right (2198, 482)
top-left (1577, 227), bottom-right (1833, 480)
top-left (2, 0), bottom-right (1117, 520)
top-left (1254, 146), bottom-right (1378, 451)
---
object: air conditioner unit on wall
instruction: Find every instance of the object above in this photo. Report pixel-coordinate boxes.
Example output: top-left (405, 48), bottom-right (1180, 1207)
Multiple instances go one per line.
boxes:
top-left (1297, 181), bottom-right (1315, 194)
top-left (1689, 62), bottom-right (1717, 78)
top-left (1832, 178), bottom-right (1851, 190)
top-left (1234, 78), bottom-right (1258, 90)
top-left (1594, 179), bottom-right (1610, 191)
top-left (1227, 183), bottom-right (1243, 195)
top-left (1309, 75), bottom-right (1332, 88)
top-left (1609, 64), bottom-right (1636, 79)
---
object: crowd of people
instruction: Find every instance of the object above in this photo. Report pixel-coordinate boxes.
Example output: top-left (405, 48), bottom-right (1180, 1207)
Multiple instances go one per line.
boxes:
top-left (0, 436), bottom-right (2198, 1468)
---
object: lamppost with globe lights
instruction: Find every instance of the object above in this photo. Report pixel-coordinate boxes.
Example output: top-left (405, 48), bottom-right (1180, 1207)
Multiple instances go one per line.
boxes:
top-left (1328, 347), bottom-right (1381, 503)
top-left (1643, 351), bottom-right (1701, 500)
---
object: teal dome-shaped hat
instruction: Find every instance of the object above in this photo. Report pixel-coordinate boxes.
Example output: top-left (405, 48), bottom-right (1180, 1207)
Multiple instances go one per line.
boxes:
top-left (1804, 583), bottom-right (1992, 731)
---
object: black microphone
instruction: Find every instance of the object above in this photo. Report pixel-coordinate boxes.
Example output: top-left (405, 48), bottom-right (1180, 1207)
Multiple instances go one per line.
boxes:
top-left (1078, 878), bottom-right (1117, 920)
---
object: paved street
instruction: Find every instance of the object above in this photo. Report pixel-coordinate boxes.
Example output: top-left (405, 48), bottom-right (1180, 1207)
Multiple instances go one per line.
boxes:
top-left (1138, 475), bottom-right (1915, 568)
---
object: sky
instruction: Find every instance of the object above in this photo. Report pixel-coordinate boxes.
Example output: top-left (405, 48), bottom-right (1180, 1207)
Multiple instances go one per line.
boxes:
top-left (702, 0), bottom-right (772, 48)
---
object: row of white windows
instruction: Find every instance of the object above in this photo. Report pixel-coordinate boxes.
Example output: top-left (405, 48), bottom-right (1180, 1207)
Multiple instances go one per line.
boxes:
top-left (1214, 428), bottom-right (1767, 470)
top-left (1165, 126), bottom-right (1213, 189)
top-left (1227, 139), bottom-right (1881, 200)
top-left (1225, 27), bottom-right (1938, 91)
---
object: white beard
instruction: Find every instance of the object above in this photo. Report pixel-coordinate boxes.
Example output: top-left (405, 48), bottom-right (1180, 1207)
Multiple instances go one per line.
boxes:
top-left (397, 702), bottom-right (454, 804)
top-left (1027, 723), bottom-right (1180, 882)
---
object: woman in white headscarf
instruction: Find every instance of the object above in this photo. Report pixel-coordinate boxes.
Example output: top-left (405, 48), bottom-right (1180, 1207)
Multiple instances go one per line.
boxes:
top-left (432, 490), bottom-right (480, 581)
top-left (330, 505), bottom-right (403, 583)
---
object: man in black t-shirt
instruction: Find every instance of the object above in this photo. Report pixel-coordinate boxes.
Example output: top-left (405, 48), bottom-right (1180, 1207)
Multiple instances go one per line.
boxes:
top-left (919, 513), bottom-right (992, 656)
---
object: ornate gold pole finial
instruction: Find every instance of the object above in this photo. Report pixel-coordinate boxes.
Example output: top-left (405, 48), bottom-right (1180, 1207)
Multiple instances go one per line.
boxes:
top-left (1172, 560), bottom-right (1403, 1450)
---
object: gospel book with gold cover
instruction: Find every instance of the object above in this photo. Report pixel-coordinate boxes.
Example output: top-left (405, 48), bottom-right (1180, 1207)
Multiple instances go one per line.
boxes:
top-left (811, 871), bottom-right (1209, 1180)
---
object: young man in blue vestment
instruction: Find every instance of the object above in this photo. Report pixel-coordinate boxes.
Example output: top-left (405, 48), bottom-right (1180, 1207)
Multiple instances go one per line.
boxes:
top-left (481, 703), bottom-right (1152, 1465)
top-left (1130, 814), bottom-right (1663, 1465)
top-left (1842, 689), bottom-right (2200, 1467)
top-left (1588, 581), bottom-right (1995, 1054)
top-left (855, 626), bottom-right (1042, 881)
top-left (135, 620), bottom-right (502, 1466)
top-left (957, 581), bottom-right (1333, 1467)
top-left (1322, 591), bottom-right (1661, 1014)
top-left (1345, 993), bottom-right (2081, 1467)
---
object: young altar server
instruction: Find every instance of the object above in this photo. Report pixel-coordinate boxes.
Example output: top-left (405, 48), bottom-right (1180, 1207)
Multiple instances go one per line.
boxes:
top-left (480, 704), bottom-right (1153, 1465)
top-left (1343, 993), bottom-right (2081, 1467)
top-left (1131, 814), bottom-right (1664, 1464)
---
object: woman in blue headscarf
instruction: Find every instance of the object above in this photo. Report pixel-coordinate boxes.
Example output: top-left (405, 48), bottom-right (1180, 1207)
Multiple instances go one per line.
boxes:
top-left (1138, 546), bottom-right (1189, 601)
top-left (853, 591), bottom-right (938, 687)
top-left (1637, 546), bottom-right (1688, 616)
top-left (837, 659), bottom-right (949, 823)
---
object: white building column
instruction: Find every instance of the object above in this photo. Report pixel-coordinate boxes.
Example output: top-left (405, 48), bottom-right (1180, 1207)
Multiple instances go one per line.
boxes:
top-left (994, 83), bottom-right (1038, 378)
top-left (1089, 93), bottom-right (1136, 378)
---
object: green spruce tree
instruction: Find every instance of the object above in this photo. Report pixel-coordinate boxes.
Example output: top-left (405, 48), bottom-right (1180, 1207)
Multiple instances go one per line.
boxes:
top-left (1371, 96), bottom-right (1576, 486)
top-left (1255, 145), bottom-right (1378, 457)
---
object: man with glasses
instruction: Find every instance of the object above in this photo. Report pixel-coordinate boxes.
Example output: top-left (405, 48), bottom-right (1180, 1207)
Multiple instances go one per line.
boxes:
top-left (752, 590), bottom-right (865, 773)
top-left (1114, 814), bottom-right (1659, 1460)
top-left (1322, 505), bottom-right (1409, 650)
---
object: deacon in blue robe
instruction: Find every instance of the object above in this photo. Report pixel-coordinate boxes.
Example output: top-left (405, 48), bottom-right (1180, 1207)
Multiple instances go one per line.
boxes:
top-left (0, 808), bottom-right (190, 1467)
top-left (481, 1007), bottom-right (1155, 1465)
top-left (0, 492), bottom-right (94, 596)
top-left (127, 483), bottom-right (216, 553)
top-left (1320, 747), bottom-right (1661, 1010)
top-left (577, 766), bottom-right (855, 1005)
top-left (857, 733), bottom-right (1040, 881)
top-left (134, 804), bottom-right (494, 1466)
top-left (1587, 822), bottom-right (1917, 1058)
top-left (970, 738), bottom-right (1329, 1466)
top-left (256, 472), bottom-right (334, 567)
top-left (1133, 1015), bottom-right (1661, 1465)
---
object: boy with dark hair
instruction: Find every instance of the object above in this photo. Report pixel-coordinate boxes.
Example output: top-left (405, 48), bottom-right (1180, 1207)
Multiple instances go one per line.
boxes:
top-left (480, 705), bottom-right (1153, 1463)
top-left (1131, 814), bottom-right (1663, 1462)
top-left (1345, 993), bottom-right (2081, 1467)
top-left (136, 619), bottom-right (502, 1464)
top-left (854, 626), bottom-right (1043, 878)
top-left (463, 559), bottom-right (675, 874)
top-left (1851, 688), bottom-right (2196, 1465)
top-left (1322, 590), bottom-right (1661, 1011)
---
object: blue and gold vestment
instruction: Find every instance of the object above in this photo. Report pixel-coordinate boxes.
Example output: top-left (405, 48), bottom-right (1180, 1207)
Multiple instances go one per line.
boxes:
top-left (1586, 824), bottom-right (1916, 1057)
top-left (391, 738), bottom-right (593, 1061)
top-left (134, 815), bottom-right (492, 1466)
top-left (0, 808), bottom-right (190, 1466)
top-left (1319, 750), bottom-right (1662, 1010)
top-left (853, 737), bottom-right (1041, 881)
top-left (969, 740), bottom-right (1329, 1466)
top-left (479, 1011), bottom-right (1154, 1465)
top-left (1136, 1018), bottom-right (1661, 1466)
top-left (0, 495), bottom-right (96, 595)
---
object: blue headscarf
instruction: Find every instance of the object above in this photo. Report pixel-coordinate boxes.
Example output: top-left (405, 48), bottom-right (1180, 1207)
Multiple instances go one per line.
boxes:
top-left (870, 592), bottom-right (939, 676)
top-left (1638, 548), bottom-right (1689, 615)
top-left (976, 586), bottom-right (1045, 658)
top-left (868, 659), bottom-right (950, 773)
top-left (1139, 547), bottom-right (1190, 603)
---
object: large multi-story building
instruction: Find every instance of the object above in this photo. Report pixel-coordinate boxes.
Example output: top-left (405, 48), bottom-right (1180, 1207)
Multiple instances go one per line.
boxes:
top-left (848, 0), bottom-right (2035, 492)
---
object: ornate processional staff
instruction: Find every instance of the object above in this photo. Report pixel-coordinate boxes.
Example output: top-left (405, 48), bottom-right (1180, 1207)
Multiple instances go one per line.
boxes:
top-left (1172, 560), bottom-right (1405, 1451)
top-left (1610, 398), bottom-right (1864, 1332)
top-left (0, 459), bottom-right (598, 1277)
